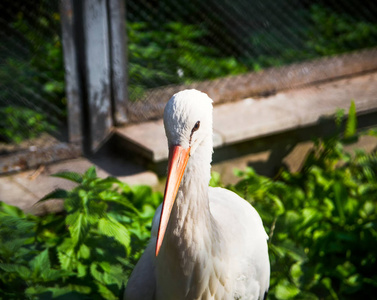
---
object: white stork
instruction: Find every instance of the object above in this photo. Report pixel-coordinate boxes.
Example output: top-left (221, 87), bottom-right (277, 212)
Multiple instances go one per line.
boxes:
top-left (124, 89), bottom-right (270, 300)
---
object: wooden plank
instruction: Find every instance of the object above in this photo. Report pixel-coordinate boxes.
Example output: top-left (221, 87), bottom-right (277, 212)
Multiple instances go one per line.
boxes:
top-left (60, 0), bottom-right (83, 145)
top-left (126, 48), bottom-right (377, 122)
top-left (0, 142), bottom-right (82, 174)
top-left (108, 0), bottom-right (128, 124)
top-left (83, 0), bottom-right (113, 152)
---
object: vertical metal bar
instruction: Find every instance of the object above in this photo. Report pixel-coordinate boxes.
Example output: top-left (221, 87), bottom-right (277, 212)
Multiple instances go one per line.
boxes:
top-left (83, 0), bottom-right (113, 152)
top-left (108, 0), bottom-right (128, 124)
top-left (60, 0), bottom-right (83, 147)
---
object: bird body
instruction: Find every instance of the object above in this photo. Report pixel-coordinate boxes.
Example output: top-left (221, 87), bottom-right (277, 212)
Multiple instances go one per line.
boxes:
top-left (125, 90), bottom-right (270, 300)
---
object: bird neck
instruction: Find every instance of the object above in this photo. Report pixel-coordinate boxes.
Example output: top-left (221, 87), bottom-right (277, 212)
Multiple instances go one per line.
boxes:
top-left (165, 138), bottom-right (224, 261)
top-left (171, 138), bottom-right (213, 235)
top-left (158, 140), bottom-right (232, 298)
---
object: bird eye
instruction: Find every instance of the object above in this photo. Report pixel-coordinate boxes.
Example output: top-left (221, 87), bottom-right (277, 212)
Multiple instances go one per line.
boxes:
top-left (189, 121), bottom-right (200, 145)
top-left (192, 121), bottom-right (200, 132)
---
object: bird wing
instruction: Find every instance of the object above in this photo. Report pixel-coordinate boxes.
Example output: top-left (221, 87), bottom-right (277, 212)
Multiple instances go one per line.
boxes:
top-left (208, 187), bottom-right (270, 300)
top-left (124, 205), bottom-right (162, 300)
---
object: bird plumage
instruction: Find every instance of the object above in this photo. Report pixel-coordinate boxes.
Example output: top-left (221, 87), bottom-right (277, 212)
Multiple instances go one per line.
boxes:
top-left (125, 89), bottom-right (270, 300)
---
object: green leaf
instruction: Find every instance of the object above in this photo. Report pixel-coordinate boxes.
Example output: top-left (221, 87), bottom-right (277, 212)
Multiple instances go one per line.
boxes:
top-left (41, 268), bottom-right (73, 282)
top-left (66, 211), bottom-right (90, 246)
top-left (333, 181), bottom-right (346, 220)
top-left (99, 190), bottom-right (138, 212)
top-left (52, 171), bottom-right (83, 183)
top-left (29, 248), bottom-right (50, 276)
top-left (0, 263), bottom-right (31, 279)
top-left (321, 277), bottom-right (339, 300)
top-left (0, 201), bottom-right (26, 217)
top-left (78, 243), bottom-right (90, 259)
top-left (84, 166), bottom-right (97, 180)
top-left (96, 282), bottom-right (118, 300)
top-left (290, 262), bottom-right (304, 285)
top-left (68, 284), bottom-right (91, 294)
top-left (344, 100), bottom-right (357, 138)
top-left (275, 279), bottom-right (300, 299)
top-left (98, 261), bottom-right (124, 287)
top-left (0, 215), bottom-right (35, 231)
top-left (57, 238), bottom-right (77, 270)
top-left (77, 262), bottom-right (87, 278)
top-left (335, 108), bottom-right (345, 128)
top-left (98, 216), bottom-right (131, 250)
top-left (90, 262), bottom-right (105, 283)
top-left (38, 188), bottom-right (69, 203)
top-left (87, 201), bottom-right (108, 224)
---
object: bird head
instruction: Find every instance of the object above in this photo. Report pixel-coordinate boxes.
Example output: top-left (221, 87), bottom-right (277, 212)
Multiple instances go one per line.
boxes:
top-left (156, 89), bottom-right (213, 256)
top-left (163, 89), bottom-right (213, 154)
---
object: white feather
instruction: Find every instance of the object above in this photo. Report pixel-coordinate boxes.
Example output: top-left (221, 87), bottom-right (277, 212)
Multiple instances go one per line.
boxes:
top-left (125, 90), bottom-right (270, 300)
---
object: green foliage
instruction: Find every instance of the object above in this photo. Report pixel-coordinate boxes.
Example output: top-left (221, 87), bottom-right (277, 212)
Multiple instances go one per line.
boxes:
top-left (247, 4), bottom-right (377, 69)
top-left (8, 9), bottom-right (66, 110)
top-left (0, 106), bottom-right (56, 143)
top-left (0, 6), bottom-right (65, 143)
top-left (3, 3), bottom-right (377, 143)
top-left (307, 5), bottom-right (377, 56)
top-left (344, 101), bottom-right (357, 140)
top-left (231, 107), bottom-right (377, 299)
top-left (0, 167), bottom-right (161, 299)
top-left (127, 22), bottom-right (246, 100)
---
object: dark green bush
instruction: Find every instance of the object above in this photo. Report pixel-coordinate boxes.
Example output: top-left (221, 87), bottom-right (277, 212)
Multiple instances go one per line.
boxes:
top-left (230, 106), bottom-right (377, 299)
top-left (247, 4), bottom-right (377, 69)
top-left (0, 167), bottom-right (160, 299)
top-left (0, 106), bottom-right (55, 143)
top-left (127, 22), bottom-right (247, 100)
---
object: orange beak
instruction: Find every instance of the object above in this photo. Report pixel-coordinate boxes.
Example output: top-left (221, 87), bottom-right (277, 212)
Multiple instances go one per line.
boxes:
top-left (155, 145), bottom-right (190, 256)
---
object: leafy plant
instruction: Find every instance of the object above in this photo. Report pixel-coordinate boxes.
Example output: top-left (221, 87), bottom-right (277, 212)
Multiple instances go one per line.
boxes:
top-left (0, 167), bottom-right (160, 299)
top-left (231, 103), bottom-right (377, 299)
top-left (0, 3), bottom-right (65, 144)
top-left (0, 106), bottom-right (56, 143)
top-left (245, 4), bottom-right (377, 69)
top-left (128, 22), bottom-right (247, 100)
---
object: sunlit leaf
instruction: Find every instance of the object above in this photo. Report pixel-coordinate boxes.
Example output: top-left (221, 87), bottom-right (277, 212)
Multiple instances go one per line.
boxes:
top-left (345, 100), bottom-right (357, 139)
top-left (66, 211), bottom-right (90, 247)
top-left (98, 216), bottom-right (131, 250)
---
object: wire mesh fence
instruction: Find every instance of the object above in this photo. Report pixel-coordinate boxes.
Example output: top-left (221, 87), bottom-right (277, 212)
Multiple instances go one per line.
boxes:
top-left (125, 0), bottom-right (377, 122)
top-left (0, 0), bottom-right (65, 153)
top-left (1, 0), bottom-right (377, 157)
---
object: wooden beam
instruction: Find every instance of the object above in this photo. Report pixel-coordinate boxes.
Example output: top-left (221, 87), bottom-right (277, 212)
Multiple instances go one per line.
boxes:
top-left (108, 0), bottom-right (128, 124)
top-left (83, 0), bottom-right (113, 152)
top-left (60, 0), bottom-right (83, 146)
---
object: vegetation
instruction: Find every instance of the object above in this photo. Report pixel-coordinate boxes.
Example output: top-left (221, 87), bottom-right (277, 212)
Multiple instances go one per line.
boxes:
top-left (0, 106), bottom-right (56, 144)
top-left (248, 5), bottom-right (377, 69)
top-left (1, 104), bottom-right (377, 299)
top-left (230, 113), bottom-right (377, 299)
top-left (2, 2), bottom-right (377, 142)
top-left (0, 4), bottom-right (64, 143)
top-left (127, 22), bottom-right (246, 100)
top-left (0, 168), bottom-right (160, 299)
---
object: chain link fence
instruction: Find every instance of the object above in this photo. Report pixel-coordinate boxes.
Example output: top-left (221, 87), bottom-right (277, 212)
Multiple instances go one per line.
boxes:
top-left (0, 0), bottom-right (65, 154)
top-left (125, 0), bottom-right (377, 121)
